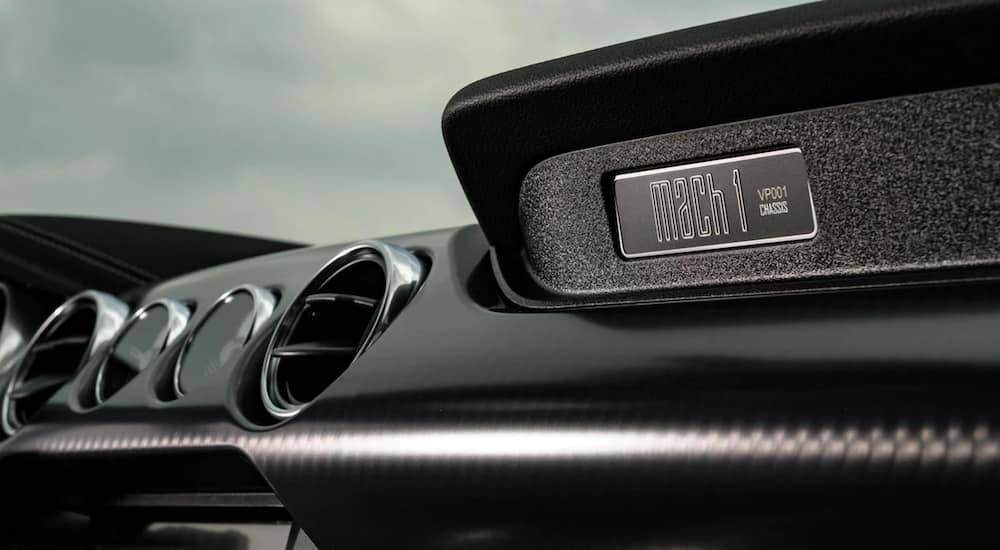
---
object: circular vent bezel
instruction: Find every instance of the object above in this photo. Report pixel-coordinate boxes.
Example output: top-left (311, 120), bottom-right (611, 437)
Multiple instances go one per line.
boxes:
top-left (0, 283), bottom-right (41, 379)
top-left (171, 284), bottom-right (276, 398)
top-left (92, 298), bottom-right (190, 406)
top-left (260, 240), bottom-right (425, 420)
top-left (1, 290), bottom-right (128, 435)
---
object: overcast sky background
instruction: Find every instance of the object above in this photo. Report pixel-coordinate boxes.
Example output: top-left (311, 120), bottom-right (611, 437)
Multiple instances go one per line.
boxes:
top-left (0, 0), bottom-right (800, 244)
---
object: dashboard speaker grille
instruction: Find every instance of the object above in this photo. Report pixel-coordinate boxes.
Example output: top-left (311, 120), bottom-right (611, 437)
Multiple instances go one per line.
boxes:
top-left (260, 241), bottom-right (424, 419)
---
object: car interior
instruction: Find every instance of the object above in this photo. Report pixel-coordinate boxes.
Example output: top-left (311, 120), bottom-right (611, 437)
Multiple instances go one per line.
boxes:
top-left (1, 0), bottom-right (1000, 548)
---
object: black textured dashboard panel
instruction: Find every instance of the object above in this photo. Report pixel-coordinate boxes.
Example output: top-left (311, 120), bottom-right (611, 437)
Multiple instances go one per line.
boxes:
top-left (442, 0), bottom-right (1000, 251)
top-left (515, 85), bottom-right (1000, 304)
top-left (2, 227), bottom-right (1000, 548)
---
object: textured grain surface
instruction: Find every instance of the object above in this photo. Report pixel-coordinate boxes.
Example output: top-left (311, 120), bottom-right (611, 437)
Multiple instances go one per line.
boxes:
top-left (520, 84), bottom-right (1000, 299)
top-left (446, 0), bottom-right (1000, 250)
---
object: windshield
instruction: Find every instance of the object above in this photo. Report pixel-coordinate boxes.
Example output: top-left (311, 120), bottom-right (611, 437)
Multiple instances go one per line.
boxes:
top-left (0, 1), bottom-right (800, 243)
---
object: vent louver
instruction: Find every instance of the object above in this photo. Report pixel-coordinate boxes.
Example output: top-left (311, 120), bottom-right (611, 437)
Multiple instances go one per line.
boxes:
top-left (2, 291), bottom-right (127, 435)
top-left (260, 241), bottom-right (424, 419)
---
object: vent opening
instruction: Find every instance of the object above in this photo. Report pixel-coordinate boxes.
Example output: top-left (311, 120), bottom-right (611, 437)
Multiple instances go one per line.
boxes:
top-left (2, 291), bottom-right (127, 435)
top-left (170, 285), bottom-right (275, 400)
top-left (16, 306), bottom-right (95, 419)
top-left (276, 258), bottom-right (384, 406)
top-left (90, 299), bottom-right (190, 407)
top-left (259, 241), bottom-right (424, 420)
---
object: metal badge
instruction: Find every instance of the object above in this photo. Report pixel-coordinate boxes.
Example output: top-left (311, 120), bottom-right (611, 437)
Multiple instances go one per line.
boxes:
top-left (613, 148), bottom-right (816, 258)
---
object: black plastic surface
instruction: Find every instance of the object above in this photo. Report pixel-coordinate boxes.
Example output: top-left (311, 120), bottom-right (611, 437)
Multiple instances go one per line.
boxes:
top-left (443, 0), bottom-right (1000, 251)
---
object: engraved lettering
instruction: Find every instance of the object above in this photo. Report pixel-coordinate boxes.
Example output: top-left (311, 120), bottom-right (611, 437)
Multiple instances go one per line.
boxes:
top-left (732, 169), bottom-right (748, 233)
top-left (660, 182), bottom-right (676, 240)
top-left (649, 181), bottom-right (678, 242)
top-left (756, 185), bottom-right (788, 201)
top-left (690, 175), bottom-right (712, 237)
top-left (650, 172), bottom-right (736, 241)
top-left (617, 149), bottom-right (815, 258)
top-left (759, 200), bottom-right (789, 216)
top-left (674, 177), bottom-right (695, 239)
top-left (649, 183), bottom-right (664, 242)
top-left (706, 173), bottom-right (729, 235)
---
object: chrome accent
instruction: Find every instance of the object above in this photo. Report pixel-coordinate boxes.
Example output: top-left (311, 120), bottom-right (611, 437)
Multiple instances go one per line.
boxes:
top-left (1, 290), bottom-right (128, 435)
top-left (0, 284), bottom-right (40, 385)
top-left (261, 240), bottom-right (425, 420)
top-left (93, 298), bottom-right (190, 405)
top-left (172, 284), bottom-right (275, 398)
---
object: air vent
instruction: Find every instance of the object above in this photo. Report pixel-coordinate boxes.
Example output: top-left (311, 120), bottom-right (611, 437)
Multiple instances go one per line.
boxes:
top-left (0, 283), bottom-right (40, 376)
top-left (261, 241), bottom-right (424, 419)
top-left (92, 299), bottom-right (190, 405)
top-left (172, 285), bottom-right (275, 398)
top-left (2, 291), bottom-right (128, 435)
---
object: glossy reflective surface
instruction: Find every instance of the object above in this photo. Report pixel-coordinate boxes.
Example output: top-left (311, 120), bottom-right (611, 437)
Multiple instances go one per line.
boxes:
top-left (97, 305), bottom-right (170, 403)
top-left (176, 291), bottom-right (256, 395)
top-left (112, 306), bottom-right (170, 371)
top-left (1, 290), bottom-right (127, 434)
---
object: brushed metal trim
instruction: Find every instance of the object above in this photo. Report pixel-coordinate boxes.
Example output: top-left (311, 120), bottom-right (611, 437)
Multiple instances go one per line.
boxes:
top-left (613, 148), bottom-right (818, 258)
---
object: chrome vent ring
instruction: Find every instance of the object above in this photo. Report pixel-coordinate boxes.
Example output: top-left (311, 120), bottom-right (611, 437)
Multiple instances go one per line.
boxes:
top-left (1, 290), bottom-right (128, 435)
top-left (172, 284), bottom-right (275, 398)
top-left (93, 298), bottom-right (190, 406)
top-left (260, 241), bottom-right (424, 419)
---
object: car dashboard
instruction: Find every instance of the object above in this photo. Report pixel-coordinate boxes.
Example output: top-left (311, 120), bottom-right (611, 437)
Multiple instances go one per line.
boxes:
top-left (2, 1), bottom-right (1000, 549)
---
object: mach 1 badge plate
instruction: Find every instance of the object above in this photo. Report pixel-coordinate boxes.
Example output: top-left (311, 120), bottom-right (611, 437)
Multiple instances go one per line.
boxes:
top-left (613, 148), bottom-right (816, 258)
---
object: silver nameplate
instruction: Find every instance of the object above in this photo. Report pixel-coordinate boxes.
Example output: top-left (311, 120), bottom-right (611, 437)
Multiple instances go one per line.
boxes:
top-left (614, 148), bottom-right (816, 258)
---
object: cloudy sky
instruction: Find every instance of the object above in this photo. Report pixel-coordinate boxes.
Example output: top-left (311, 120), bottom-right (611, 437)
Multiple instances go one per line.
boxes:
top-left (0, 0), bottom-right (800, 244)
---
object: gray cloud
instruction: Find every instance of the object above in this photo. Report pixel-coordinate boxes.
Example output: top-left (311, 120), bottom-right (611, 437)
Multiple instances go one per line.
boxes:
top-left (0, 0), bottom-right (800, 243)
